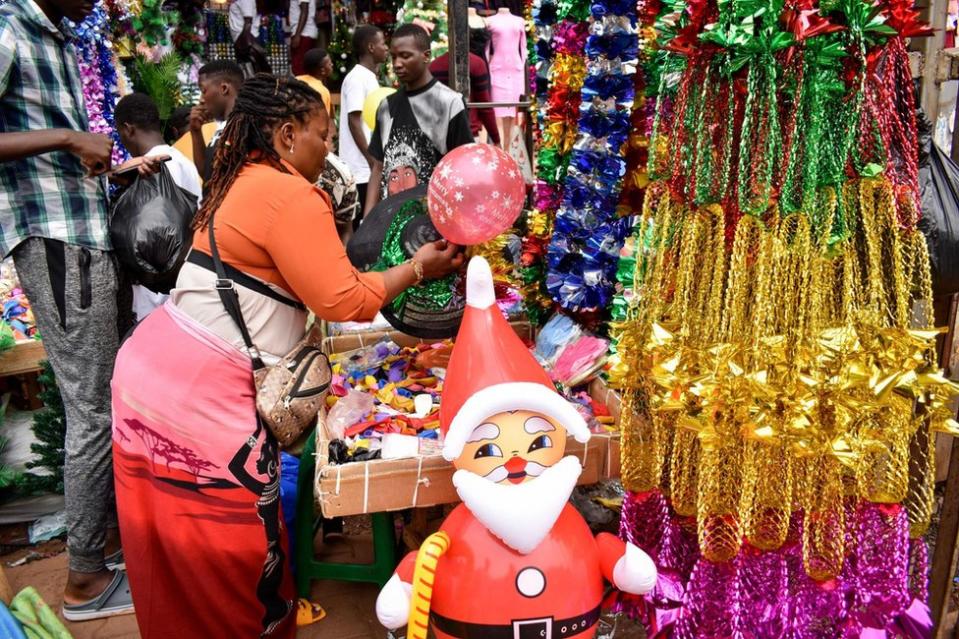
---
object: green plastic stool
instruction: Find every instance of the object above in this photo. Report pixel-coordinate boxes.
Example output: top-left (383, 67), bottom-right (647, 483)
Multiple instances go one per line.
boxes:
top-left (294, 428), bottom-right (399, 598)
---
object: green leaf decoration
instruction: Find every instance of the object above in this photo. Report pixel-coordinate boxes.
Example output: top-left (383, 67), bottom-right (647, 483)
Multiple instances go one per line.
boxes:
top-left (132, 52), bottom-right (183, 122)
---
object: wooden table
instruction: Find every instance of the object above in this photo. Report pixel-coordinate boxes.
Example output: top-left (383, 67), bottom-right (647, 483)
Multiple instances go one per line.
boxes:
top-left (0, 340), bottom-right (44, 377)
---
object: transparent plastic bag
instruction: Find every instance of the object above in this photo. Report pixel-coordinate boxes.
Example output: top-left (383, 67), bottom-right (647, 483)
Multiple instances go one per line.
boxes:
top-left (326, 389), bottom-right (375, 440)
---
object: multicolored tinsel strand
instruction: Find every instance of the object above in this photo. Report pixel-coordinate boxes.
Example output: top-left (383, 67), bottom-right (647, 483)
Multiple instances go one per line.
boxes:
top-left (520, 0), bottom-right (590, 323)
top-left (544, 0), bottom-right (637, 312)
top-left (73, 2), bottom-right (129, 167)
top-left (606, 0), bottom-right (660, 386)
top-left (614, 0), bottom-right (956, 633)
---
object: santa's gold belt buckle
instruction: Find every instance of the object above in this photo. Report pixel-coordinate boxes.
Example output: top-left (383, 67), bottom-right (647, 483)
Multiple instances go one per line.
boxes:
top-left (513, 617), bottom-right (552, 639)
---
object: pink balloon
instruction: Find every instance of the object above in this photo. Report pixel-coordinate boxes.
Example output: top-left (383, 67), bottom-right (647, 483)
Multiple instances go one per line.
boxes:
top-left (427, 143), bottom-right (525, 245)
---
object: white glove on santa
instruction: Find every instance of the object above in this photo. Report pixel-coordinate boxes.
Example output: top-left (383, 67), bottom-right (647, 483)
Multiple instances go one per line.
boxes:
top-left (612, 542), bottom-right (658, 595)
top-left (376, 574), bottom-right (413, 630)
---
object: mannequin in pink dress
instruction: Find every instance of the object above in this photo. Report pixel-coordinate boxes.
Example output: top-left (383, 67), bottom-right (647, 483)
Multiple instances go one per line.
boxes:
top-left (486, 7), bottom-right (526, 147)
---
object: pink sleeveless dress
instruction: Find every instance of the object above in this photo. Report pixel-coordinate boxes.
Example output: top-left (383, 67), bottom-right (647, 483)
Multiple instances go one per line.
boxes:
top-left (486, 11), bottom-right (527, 118)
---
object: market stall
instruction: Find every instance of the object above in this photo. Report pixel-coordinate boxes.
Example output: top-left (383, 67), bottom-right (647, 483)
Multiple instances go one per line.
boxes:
top-left (0, 262), bottom-right (43, 378)
top-left (312, 324), bottom-right (621, 518)
top-left (4, 0), bottom-right (959, 633)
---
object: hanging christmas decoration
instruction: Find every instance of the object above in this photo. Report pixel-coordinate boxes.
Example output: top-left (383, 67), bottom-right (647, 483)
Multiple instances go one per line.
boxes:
top-left (544, 0), bottom-right (638, 313)
top-left (615, 0), bottom-right (955, 633)
top-left (519, 0), bottom-right (591, 323)
top-left (605, 0), bottom-right (661, 385)
top-left (130, 0), bottom-right (175, 48)
top-left (72, 2), bottom-right (130, 166)
top-left (172, 0), bottom-right (206, 60)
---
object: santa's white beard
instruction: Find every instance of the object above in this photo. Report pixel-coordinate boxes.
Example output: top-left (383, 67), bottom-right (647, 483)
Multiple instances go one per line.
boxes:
top-left (452, 455), bottom-right (582, 555)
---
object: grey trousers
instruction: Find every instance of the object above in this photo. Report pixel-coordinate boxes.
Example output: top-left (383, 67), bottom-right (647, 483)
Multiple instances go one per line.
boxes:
top-left (12, 237), bottom-right (121, 573)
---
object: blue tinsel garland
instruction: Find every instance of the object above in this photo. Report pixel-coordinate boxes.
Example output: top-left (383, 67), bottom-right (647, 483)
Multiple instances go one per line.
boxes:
top-left (544, 2), bottom-right (638, 312)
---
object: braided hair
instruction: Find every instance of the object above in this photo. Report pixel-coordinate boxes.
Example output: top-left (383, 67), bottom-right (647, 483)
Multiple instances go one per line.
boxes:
top-left (193, 73), bottom-right (326, 230)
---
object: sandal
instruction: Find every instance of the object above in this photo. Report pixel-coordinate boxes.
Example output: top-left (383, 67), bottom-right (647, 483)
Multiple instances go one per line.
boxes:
top-left (105, 550), bottom-right (124, 571)
top-left (296, 598), bottom-right (326, 627)
top-left (62, 570), bottom-right (134, 622)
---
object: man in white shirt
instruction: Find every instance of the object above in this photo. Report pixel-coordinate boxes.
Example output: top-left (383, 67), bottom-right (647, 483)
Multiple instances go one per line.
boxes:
top-left (338, 24), bottom-right (389, 228)
top-left (229, 0), bottom-right (270, 74)
top-left (115, 93), bottom-right (203, 321)
top-left (289, 0), bottom-right (317, 75)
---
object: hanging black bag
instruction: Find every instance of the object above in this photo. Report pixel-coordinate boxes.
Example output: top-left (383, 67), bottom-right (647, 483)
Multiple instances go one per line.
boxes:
top-left (917, 109), bottom-right (959, 296)
top-left (110, 164), bottom-right (198, 294)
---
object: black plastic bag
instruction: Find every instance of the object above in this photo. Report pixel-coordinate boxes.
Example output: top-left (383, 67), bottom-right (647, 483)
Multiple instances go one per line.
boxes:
top-left (110, 164), bottom-right (198, 294)
top-left (917, 109), bottom-right (959, 296)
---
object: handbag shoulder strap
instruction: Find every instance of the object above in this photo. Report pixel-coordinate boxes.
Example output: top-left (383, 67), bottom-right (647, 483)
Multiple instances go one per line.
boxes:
top-left (187, 250), bottom-right (307, 311)
top-left (207, 215), bottom-right (266, 370)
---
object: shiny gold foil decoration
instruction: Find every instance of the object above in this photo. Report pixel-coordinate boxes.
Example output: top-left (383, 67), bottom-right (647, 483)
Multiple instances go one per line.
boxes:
top-left (740, 440), bottom-right (792, 551)
top-left (617, 172), bottom-right (959, 580)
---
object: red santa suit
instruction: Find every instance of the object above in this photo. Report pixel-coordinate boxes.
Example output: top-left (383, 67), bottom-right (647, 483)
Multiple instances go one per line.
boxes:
top-left (392, 501), bottom-right (643, 639)
top-left (375, 257), bottom-right (658, 638)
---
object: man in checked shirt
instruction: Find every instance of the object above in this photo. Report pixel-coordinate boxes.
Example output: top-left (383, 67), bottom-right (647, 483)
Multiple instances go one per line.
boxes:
top-left (0, 0), bottom-right (136, 621)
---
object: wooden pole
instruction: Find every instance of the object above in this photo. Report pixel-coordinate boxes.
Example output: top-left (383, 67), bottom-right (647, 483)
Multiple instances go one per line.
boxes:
top-left (447, 0), bottom-right (470, 98)
top-left (919, 0), bottom-right (949, 119)
top-left (931, 295), bottom-right (959, 636)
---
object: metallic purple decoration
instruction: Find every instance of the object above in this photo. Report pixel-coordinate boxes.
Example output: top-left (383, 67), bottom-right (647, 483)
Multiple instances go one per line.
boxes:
top-left (533, 181), bottom-right (563, 213)
top-left (551, 20), bottom-right (590, 55)
top-left (735, 544), bottom-right (789, 638)
top-left (851, 503), bottom-right (910, 631)
top-left (657, 515), bottom-right (699, 577)
top-left (673, 558), bottom-right (737, 638)
top-left (620, 489), bottom-right (669, 555)
top-left (907, 538), bottom-right (929, 602)
top-left (618, 492), bottom-right (925, 638)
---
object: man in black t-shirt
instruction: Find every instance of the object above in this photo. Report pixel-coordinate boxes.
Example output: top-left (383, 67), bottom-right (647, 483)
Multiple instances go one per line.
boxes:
top-left (364, 24), bottom-right (474, 216)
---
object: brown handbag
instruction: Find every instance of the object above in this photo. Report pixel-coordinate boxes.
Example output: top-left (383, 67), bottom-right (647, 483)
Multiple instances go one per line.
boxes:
top-left (206, 214), bottom-right (331, 448)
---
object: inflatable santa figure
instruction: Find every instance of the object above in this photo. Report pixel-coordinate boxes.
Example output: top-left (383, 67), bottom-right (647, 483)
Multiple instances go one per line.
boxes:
top-left (376, 257), bottom-right (658, 639)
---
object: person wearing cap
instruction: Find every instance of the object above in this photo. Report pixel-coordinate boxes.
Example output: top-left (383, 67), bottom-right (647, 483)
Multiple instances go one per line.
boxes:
top-left (375, 256), bottom-right (658, 639)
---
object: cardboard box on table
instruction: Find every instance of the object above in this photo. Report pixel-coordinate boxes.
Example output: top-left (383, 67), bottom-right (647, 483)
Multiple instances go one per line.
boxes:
top-left (313, 322), bottom-right (623, 517)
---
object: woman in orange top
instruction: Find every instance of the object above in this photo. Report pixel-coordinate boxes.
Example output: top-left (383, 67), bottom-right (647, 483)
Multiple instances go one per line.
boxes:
top-left (111, 75), bottom-right (463, 639)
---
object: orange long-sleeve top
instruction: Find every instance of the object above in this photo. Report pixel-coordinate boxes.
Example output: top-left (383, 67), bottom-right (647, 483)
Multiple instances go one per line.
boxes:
top-left (191, 160), bottom-right (386, 322)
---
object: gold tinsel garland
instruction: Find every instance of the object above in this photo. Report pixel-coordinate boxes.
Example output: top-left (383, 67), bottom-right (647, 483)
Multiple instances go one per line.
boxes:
top-left (618, 177), bottom-right (958, 577)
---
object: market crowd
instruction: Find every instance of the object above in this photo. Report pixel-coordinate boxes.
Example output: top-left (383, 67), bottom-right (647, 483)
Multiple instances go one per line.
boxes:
top-left (0, 0), bottom-right (518, 632)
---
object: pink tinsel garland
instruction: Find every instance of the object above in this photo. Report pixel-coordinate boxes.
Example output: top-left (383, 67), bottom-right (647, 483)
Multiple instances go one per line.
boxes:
top-left (618, 491), bottom-right (932, 638)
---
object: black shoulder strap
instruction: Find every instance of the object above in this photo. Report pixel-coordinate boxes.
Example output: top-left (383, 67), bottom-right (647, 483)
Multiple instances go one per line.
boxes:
top-left (187, 250), bottom-right (307, 311)
top-left (207, 215), bottom-right (266, 370)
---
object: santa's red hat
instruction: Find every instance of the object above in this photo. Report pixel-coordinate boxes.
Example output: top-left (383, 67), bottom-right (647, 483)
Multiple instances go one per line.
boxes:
top-left (440, 257), bottom-right (590, 461)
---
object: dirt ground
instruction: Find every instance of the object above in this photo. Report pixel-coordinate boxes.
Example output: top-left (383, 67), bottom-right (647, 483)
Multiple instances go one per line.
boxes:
top-left (1, 533), bottom-right (384, 639)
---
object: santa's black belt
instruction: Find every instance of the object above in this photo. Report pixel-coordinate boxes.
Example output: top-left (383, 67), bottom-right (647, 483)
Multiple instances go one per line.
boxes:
top-left (429, 604), bottom-right (601, 639)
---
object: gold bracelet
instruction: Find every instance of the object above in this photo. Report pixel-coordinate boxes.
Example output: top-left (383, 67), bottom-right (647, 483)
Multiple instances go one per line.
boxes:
top-left (409, 258), bottom-right (425, 284)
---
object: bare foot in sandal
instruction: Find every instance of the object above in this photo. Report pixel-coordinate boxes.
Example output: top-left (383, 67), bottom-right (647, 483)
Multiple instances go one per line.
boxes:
top-left (62, 569), bottom-right (134, 621)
